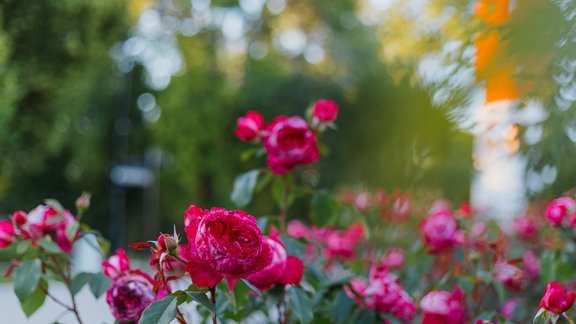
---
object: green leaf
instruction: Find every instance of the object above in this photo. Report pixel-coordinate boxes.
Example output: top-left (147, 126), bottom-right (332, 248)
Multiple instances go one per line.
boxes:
top-left (288, 287), bottom-right (313, 324)
top-left (331, 290), bottom-right (354, 324)
top-left (310, 191), bottom-right (338, 227)
top-left (71, 273), bottom-right (93, 295)
top-left (21, 278), bottom-right (47, 317)
top-left (138, 295), bottom-right (178, 324)
top-left (89, 273), bottom-right (111, 298)
top-left (239, 278), bottom-right (262, 297)
top-left (184, 291), bottom-right (214, 315)
top-left (231, 170), bottom-right (259, 207)
top-left (16, 240), bottom-right (32, 255)
top-left (14, 259), bottom-right (42, 302)
top-left (38, 238), bottom-right (62, 254)
top-left (66, 222), bottom-right (79, 242)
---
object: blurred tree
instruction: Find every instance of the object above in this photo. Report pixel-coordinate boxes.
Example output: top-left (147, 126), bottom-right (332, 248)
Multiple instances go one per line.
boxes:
top-left (0, 1), bottom-right (130, 231)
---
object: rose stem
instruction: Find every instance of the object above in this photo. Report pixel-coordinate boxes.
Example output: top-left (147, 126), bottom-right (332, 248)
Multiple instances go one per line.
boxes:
top-left (156, 263), bottom-right (186, 323)
top-left (209, 286), bottom-right (217, 324)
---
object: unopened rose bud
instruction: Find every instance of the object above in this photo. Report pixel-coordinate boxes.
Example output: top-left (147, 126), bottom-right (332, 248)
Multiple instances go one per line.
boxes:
top-left (157, 234), bottom-right (178, 254)
top-left (75, 192), bottom-right (91, 213)
top-left (11, 211), bottom-right (27, 226)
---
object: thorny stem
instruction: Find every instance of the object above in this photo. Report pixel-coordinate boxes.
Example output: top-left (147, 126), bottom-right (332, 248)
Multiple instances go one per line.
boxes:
top-left (44, 256), bottom-right (84, 324)
top-left (156, 263), bottom-right (186, 324)
top-left (210, 286), bottom-right (218, 324)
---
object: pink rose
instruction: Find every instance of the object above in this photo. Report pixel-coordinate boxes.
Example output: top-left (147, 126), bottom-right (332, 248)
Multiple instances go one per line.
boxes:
top-left (457, 202), bottom-right (473, 218)
top-left (25, 205), bottom-right (61, 238)
top-left (246, 236), bottom-right (304, 290)
top-left (325, 223), bottom-right (364, 261)
top-left (102, 249), bottom-right (131, 279)
top-left (312, 99), bottom-right (339, 123)
top-left (523, 250), bottom-right (540, 280)
top-left (501, 299), bottom-right (518, 319)
top-left (420, 286), bottom-right (466, 324)
top-left (287, 220), bottom-right (311, 239)
top-left (54, 212), bottom-right (78, 253)
top-left (234, 111), bottom-right (264, 142)
top-left (11, 211), bottom-right (27, 226)
top-left (514, 216), bottom-right (538, 239)
top-left (420, 209), bottom-right (464, 254)
top-left (540, 281), bottom-right (576, 314)
top-left (494, 261), bottom-right (524, 291)
top-left (262, 116), bottom-right (320, 175)
top-left (382, 248), bottom-right (405, 270)
top-left (0, 220), bottom-right (15, 248)
top-left (544, 197), bottom-right (575, 226)
top-left (106, 272), bottom-right (155, 322)
top-left (390, 291), bottom-right (417, 323)
top-left (184, 206), bottom-right (271, 287)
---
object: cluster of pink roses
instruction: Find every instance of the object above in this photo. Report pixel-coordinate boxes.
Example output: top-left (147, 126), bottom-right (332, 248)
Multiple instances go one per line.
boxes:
top-left (346, 263), bottom-right (416, 323)
top-left (234, 99), bottom-right (338, 175)
top-left (341, 189), bottom-right (413, 221)
top-left (103, 205), bottom-right (305, 323)
top-left (493, 250), bottom-right (540, 291)
top-left (287, 220), bottom-right (365, 262)
top-left (0, 204), bottom-right (79, 253)
top-left (420, 286), bottom-right (467, 324)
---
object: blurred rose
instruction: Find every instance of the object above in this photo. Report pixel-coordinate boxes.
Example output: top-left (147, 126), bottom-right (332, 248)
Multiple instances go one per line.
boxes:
top-left (263, 116), bottom-right (320, 175)
top-left (246, 236), bottom-right (303, 290)
top-left (234, 111), bottom-right (264, 142)
top-left (312, 99), bottom-right (339, 123)
top-left (287, 220), bottom-right (311, 239)
top-left (102, 249), bottom-right (131, 279)
top-left (494, 261), bottom-right (524, 291)
top-left (544, 197), bottom-right (575, 226)
top-left (184, 206), bottom-right (271, 287)
top-left (11, 211), bottom-right (27, 227)
top-left (383, 248), bottom-right (405, 270)
top-left (54, 212), bottom-right (78, 253)
top-left (457, 202), bottom-right (472, 218)
top-left (501, 299), bottom-right (518, 319)
top-left (420, 286), bottom-right (466, 324)
top-left (420, 209), bottom-right (464, 254)
top-left (325, 223), bottom-right (364, 261)
top-left (0, 220), bottom-right (15, 248)
top-left (514, 216), bottom-right (538, 240)
top-left (25, 205), bottom-right (61, 238)
top-left (540, 281), bottom-right (576, 314)
top-left (523, 250), bottom-right (540, 280)
top-left (106, 272), bottom-right (155, 323)
top-left (390, 291), bottom-right (417, 323)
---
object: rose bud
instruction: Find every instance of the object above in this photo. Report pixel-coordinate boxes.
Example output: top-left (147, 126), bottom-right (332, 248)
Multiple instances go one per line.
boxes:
top-left (262, 116), bottom-right (320, 175)
top-left (0, 220), bottom-right (16, 248)
top-left (75, 192), bottom-right (91, 213)
top-left (540, 281), bottom-right (576, 314)
top-left (184, 206), bottom-right (271, 288)
top-left (544, 197), bottom-right (575, 226)
top-left (157, 233), bottom-right (178, 254)
top-left (234, 111), bottom-right (264, 142)
top-left (312, 99), bottom-right (339, 123)
top-left (106, 272), bottom-right (155, 323)
top-left (420, 286), bottom-right (467, 324)
top-left (11, 211), bottom-right (27, 226)
top-left (102, 249), bottom-right (131, 279)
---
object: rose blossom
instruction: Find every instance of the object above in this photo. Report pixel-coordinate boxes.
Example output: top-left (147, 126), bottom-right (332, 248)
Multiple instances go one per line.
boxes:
top-left (246, 236), bottom-right (304, 290)
top-left (540, 281), bottom-right (576, 314)
top-left (501, 299), bottom-right (518, 319)
top-left (420, 208), bottom-right (464, 254)
top-left (382, 248), bottom-right (404, 270)
top-left (420, 286), bottom-right (467, 324)
top-left (544, 197), bottom-right (575, 226)
top-left (312, 99), bottom-right (339, 123)
top-left (102, 249), bottom-right (131, 279)
top-left (184, 206), bottom-right (271, 288)
top-left (262, 116), bottom-right (320, 175)
top-left (325, 223), bottom-right (364, 261)
top-left (523, 250), bottom-right (540, 280)
top-left (514, 215), bottom-right (538, 239)
top-left (106, 272), bottom-right (155, 322)
top-left (494, 261), bottom-right (524, 291)
top-left (11, 211), bottom-right (27, 226)
top-left (234, 111), bottom-right (264, 142)
top-left (54, 212), bottom-right (78, 253)
top-left (0, 220), bottom-right (15, 248)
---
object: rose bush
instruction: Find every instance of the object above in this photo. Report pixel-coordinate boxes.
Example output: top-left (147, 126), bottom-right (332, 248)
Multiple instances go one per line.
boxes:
top-left (4, 102), bottom-right (576, 324)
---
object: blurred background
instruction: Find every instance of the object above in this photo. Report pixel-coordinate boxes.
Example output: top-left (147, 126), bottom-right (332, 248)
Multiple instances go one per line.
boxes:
top-left (0, 0), bottom-right (575, 248)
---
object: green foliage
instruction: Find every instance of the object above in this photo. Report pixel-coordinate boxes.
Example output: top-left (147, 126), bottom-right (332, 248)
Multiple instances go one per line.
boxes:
top-left (230, 169), bottom-right (260, 207)
top-left (14, 259), bottom-right (42, 302)
top-left (139, 295), bottom-right (178, 324)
